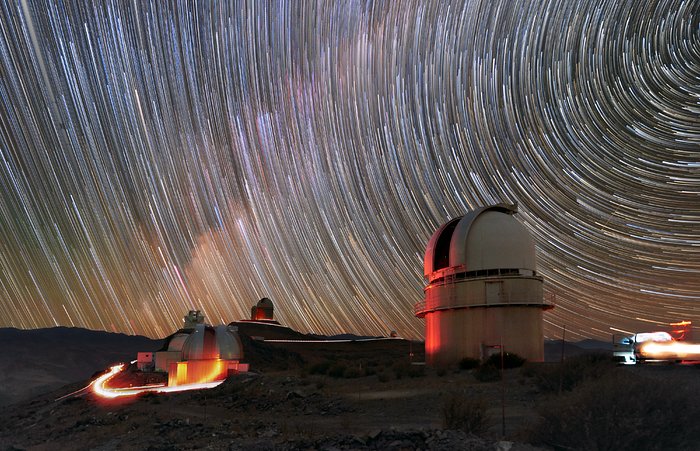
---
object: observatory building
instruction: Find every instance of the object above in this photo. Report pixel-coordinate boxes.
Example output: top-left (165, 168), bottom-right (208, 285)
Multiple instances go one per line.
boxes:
top-left (415, 204), bottom-right (553, 365)
top-left (251, 297), bottom-right (275, 321)
top-left (138, 310), bottom-right (247, 386)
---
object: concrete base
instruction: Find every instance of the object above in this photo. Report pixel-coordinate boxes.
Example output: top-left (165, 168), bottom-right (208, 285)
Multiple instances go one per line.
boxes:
top-left (424, 306), bottom-right (544, 366)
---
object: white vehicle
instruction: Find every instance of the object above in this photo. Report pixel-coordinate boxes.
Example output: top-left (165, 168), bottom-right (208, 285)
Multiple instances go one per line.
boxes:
top-left (612, 332), bottom-right (674, 365)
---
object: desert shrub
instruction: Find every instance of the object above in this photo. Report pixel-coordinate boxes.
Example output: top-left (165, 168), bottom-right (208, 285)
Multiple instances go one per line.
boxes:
top-left (409, 364), bottom-right (425, 378)
top-left (393, 362), bottom-right (425, 379)
top-left (529, 372), bottom-right (700, 450)
top-left (343, 367), bottom-right (361, 378)
top-left (392, 362), bottom-right (409, 379)
top-left (458, 357), bottom-right (480, 370)
top-left (484, 352), bottom-right (526, 369)
top-left (308, 361), bottom-right (332, 375)
top-left (442, 392), bottom-right (491, 435)
top-left (141, 392), bottom-right (161, 404)
top-left (328, 363), bottom-right (347, 378)
top-left (522, 352), bottom-right (615, 393)
top-left (474, 363), bottom-right (500, 382)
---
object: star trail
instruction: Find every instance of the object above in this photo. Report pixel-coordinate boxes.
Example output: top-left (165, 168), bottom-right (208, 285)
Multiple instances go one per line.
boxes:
top-left (0, 0), bottom-right (698, 340)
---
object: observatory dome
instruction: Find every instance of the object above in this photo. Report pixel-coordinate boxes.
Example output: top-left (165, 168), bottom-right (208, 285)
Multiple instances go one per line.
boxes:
top-left (424, 204), bottom-right (536, 279)
top-left (418, 204), bottom-right (549, 365)
top-left (166, 332), bottom-right (189, 352)
top-left (251, 297), bottom-right (275, 321)
top-left (257, 298), bottom-right (273, 309)
top-left (181, 324), bottom-right (243, 361)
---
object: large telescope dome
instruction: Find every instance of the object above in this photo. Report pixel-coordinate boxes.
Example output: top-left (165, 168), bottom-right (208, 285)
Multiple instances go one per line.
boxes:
top-left (418, 203), bottom-right (551, 365)
top-left (181, 324), bottom-right (243, 361)
top-left (424, 204), bottom-right (537, 280)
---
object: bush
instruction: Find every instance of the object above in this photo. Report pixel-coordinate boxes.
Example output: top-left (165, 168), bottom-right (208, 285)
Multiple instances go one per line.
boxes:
top-left (363, 366), bottom-right (377, 377)
top-left (393, 362), bottom-right (425, 379)
top-left (343, 367), bottom-right (361, 378)
top-left (442, 392), bottom-right (491, 435)
top-left (308, 361), bottom-right (332, 375)
top-left (458, 357), bottom-right (480, 370)
top-left (521, 352), bottom-right (615, 393)
top-left (474, 363), bottom-right (500, 382)
top-left (408, 364), bottom-right (425, 378)
top-left (392, 362), bottom-right (409, 379)
top-left (528, 372), bottom-right (700, 450)
top-left (328, 363), bottom-right (347, 378)
top-left (484, 352), bottom-right (526, 369)
top-left (377, 371), bottom-right (391, 383)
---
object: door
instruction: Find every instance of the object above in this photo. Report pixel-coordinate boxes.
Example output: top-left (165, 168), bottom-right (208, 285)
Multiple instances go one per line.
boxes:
top-left (485, 281), bottom-right (503, 305)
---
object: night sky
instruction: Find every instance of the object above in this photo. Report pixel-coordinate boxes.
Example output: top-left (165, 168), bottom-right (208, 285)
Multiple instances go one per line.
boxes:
top-left (0, 1), bottom-right (698, 340)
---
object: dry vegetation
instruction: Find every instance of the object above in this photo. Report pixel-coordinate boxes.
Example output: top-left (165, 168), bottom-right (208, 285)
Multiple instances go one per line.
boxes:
top-left (1, 334), bottom-right (698, 451)
top-left (520, 356), bottom-right (700, 450)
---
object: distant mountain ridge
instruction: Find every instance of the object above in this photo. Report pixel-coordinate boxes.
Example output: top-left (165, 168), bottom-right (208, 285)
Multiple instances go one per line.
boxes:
top-left (0, 327), bottom-right (163, 406)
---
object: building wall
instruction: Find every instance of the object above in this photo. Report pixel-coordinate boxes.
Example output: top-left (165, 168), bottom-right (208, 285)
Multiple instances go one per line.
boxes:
top-left (425, 307), bottom-right (544, 365)
top-left (423, 276), bottom-right (545, 365)
top-left (425, 275), bottom-right (544, 310)
top-left (168, 359), bottom-right (228, 386)
top-left (155, 351), bottom-right (182, 372)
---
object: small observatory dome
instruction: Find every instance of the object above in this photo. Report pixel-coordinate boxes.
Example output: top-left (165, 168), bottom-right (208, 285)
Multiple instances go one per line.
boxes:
top-left (417, 204), bottom-right (552, 365)
top-left (166, 333), bottom-right (190, 352)
top-left (181, 324), bottom-right (243, 361)
top-left (251, 297), bottom-right (275, 321)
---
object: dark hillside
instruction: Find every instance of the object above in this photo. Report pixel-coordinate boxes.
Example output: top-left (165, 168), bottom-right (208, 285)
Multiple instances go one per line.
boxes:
top-left (0, 327), bottom-right (162, 406)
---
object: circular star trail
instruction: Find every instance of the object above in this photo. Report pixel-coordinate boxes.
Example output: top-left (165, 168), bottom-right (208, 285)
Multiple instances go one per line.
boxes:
top-left (0, 0), bottom-right (698, 340)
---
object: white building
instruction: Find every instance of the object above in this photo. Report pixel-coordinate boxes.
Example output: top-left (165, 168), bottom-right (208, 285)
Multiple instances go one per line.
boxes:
top-left (416, 204), bottom-right (553, 365)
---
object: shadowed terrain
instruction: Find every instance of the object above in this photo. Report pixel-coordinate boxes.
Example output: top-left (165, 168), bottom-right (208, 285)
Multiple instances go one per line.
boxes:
top-left (0, 327), bottom-right (163, 406)
top-left (3, 326), bottom-right (695, 450)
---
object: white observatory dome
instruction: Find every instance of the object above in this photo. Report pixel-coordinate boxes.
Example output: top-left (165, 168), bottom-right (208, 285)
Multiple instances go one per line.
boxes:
top-left (181, 324), bottom-right (243, 361)
top-left (424, 204), bottom-right (536, 279)
top-left (418, 204), bottom-right (550, 365)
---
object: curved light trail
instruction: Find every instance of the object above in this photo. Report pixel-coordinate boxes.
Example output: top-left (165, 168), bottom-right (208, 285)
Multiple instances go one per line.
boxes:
top-left (0, 1), bottom-right (698, 341)
top-left (91, 363), bottom-right (224, 399)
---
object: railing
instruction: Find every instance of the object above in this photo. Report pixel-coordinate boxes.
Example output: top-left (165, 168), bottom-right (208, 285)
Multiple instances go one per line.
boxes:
top-left (414, 286), bottom-right (555, 317)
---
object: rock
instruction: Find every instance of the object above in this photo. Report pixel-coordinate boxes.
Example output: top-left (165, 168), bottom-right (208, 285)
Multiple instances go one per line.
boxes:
top-left (286, 390), bottom-right (305, 399)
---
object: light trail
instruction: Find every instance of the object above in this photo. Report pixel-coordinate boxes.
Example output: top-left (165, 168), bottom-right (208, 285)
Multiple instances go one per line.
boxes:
top-left (639, 341), bottom-right (700, 362)
top-left (90, 363), bottom-right (225, 399)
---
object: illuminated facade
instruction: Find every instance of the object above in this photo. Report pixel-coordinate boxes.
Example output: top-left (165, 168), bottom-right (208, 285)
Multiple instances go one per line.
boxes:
top-left (138, 310), bottom-right (247, 387)
top-left (167, 323), bottom-right (245, 386)
top-left (416, 204), bottom-right (553, 365)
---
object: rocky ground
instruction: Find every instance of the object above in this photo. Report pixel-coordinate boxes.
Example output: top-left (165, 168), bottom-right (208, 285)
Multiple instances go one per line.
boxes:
top-left (2, 327), bottom-right (697, 450)
top-left (0, 365), bottom-right (547, 450)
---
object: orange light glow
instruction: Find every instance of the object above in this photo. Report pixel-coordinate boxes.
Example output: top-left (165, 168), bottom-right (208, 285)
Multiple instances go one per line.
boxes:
top-left (91, 363), bottom-right (225, 399)
top-left (669, 320), bottom-right (692, 341)
top-left (639, 341), bottom-right (700, 361)
top-left (168, 359), bottom-right (230, 387)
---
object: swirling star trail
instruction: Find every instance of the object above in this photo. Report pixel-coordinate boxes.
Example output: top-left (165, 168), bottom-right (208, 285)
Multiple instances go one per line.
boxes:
top-left (0, 1), bottom-right (698, 340)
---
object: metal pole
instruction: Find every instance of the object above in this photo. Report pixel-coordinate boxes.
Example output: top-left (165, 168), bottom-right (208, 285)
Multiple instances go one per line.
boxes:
top-left (560, 325), bottom-right (566, 363)
top-left (500, 338), bottom-right (505, 438)
top-left (559, 325), bottom-right (566, 395)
